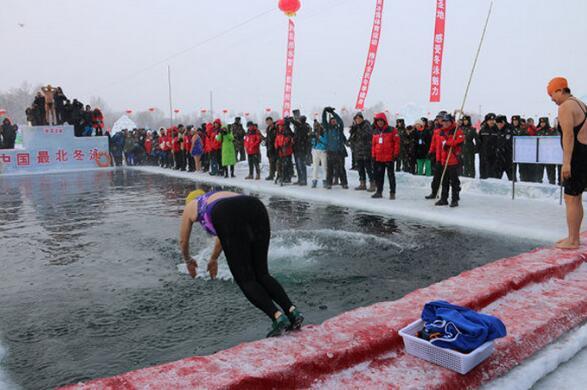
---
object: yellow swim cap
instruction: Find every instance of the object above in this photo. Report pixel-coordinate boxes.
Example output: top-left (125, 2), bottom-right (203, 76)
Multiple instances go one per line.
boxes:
top-left (185, 189), bottom-right (206, 205)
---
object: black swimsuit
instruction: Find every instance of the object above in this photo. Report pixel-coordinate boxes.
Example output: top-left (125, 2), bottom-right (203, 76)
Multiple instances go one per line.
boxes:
top-left (559, 98), bottom-right (587, 196)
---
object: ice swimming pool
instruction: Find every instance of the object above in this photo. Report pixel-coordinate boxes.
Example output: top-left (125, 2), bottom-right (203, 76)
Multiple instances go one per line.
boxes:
top-left (0, 169), bottom-right (541, 389)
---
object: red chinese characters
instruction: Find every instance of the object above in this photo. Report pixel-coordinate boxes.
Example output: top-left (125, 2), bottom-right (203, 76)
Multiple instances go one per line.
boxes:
top-left (73, 149), bottom-right (85, 161)
top-left (355, 0), bottom-right (384, 110)
top-left (429, 0), bottom-right (446, 102)
top-left (37, 151), bottom-right (50, 164)
top-left (282, 19), bottom-right (296, 118)
top-left (89, 148), bottom-right (98, 161)
top-left (1, 154), bottom-right (12, 163)
top-left (56, 149), bottom-right (68, 162)
top-left (16, 153), bottom-right (31, 166)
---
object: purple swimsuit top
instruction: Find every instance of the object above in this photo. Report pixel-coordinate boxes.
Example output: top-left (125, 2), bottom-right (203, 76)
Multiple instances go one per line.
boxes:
top-left (195, 191), bottom-right (242, 236)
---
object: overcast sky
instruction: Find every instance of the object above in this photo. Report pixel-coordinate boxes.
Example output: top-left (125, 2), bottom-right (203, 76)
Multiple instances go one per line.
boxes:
top-left (2, 0), bottom-right (586, 119)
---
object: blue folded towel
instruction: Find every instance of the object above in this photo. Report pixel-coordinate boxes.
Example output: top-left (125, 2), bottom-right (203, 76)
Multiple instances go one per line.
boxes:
top-left (421, 300), bottom-right (507, 353)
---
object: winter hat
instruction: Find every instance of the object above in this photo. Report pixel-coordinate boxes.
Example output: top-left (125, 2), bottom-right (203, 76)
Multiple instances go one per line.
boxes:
top-left (495, 115), bottom-right (507, 123)
top-left (246, 121), bottom-right (254, 127)
top-left (441, 113), bottom-right (454, 122)
top-left (415, 120), bottom-right (424, 127)
top-left (353, 112), bottom-right (364, 119)
top-left (485, 113), bottom-right (496, 121)
top-left (547, 77), bottom-right (568, 96)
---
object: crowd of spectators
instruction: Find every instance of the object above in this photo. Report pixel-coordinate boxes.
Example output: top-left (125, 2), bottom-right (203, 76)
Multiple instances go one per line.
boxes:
top-left (106, 108), bottom-right (561, 208)
top-left (25, 85), bottom-right (104, 137)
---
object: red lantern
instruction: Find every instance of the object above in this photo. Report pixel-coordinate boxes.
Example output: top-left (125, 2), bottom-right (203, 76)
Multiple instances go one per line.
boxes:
top-left (244, 112), bottom-right (250, 117)
top-left (395, 112), bottom-right (400, 116)
top-left (222, 109), bottom-right (229, 114)
top-left (278, 0), bottom-right (301, 17)
top-left (265, 108), bottom-right (272, 112)
top-left (200, 109), bottom-right (207, 114)
top-left (174, 109), bottom-right (180, 114)
top-left (148, 107), bottom-right (155, 112)
top-left (0, 109), bottom-right (6, 116)
top-left (126, 109), bottom-right (133, 114)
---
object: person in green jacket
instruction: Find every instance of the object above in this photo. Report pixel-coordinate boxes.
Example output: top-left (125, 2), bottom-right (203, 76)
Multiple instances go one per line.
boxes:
top-left (216, 125), bottom-right (237, 177)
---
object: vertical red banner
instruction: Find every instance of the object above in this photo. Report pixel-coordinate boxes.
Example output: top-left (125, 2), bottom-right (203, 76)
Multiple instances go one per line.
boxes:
top-left (282, 19), bottom-right (295, 118)
top-left (355, 0), bottom-right (384, 110)
top-left (429, 0), bottom-right (446, 102)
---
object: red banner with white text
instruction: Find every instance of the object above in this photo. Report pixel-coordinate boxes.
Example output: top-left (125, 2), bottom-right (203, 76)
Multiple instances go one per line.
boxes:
top-left (429, 0), bottom-right (446, 102)
top-left (282, 19), bottom-right (295, 118)
top-left (355, 0), bottom-right (384, 110)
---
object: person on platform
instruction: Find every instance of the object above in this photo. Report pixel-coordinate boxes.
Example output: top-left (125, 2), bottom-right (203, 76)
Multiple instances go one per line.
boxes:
top-left (217, 124), bottom-right (236, 178)
top-left (323, 107), bottom-right (348, 189)
top-left (40, 84), bottom-right (57, 125)
top-left (414, 119), bottom-right (433, 177)
top-left (460, 115), bottom-right (479, 178)
top-left (191, 126), bottom-right (204, 172)
top-left (54, 87), bottom-right (67, 125)
top-left (292, 115), bottom-right (311, 186)
top-left (478, 113), bottom-right (498, 179)
top-left (180, 190), bottom-right (304, 337)
top-left (232, 117), bottom-right (246, 162)
top-left (274, 118), bottom-right (294, 186)
top-left (244, 121), bottom-right (262, 180)
top-left (264, 117), bottom-right (278, 181)
top-left (349, 112), bottom-right (375, 191)
top-left (547, 77), bottom-right (587, 249)
top-left (434, 114), bottom-right (464, 207)
top-left (0, 118), bottom-right (17, 149)
top-left (495, 115), bottom-right (516, 181)
top-left (310, 120), bottom-right (328, 188)
top-left (536, 117), bottom-right (558, 184)
top-left (371, 112), bottom-right (400, 200)
top-left (395, 118), bottom-right (407, 172)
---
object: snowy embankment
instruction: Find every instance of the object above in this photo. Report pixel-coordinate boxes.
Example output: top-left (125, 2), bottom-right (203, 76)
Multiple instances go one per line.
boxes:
top-left (132, 164), bottom-right (576, 243)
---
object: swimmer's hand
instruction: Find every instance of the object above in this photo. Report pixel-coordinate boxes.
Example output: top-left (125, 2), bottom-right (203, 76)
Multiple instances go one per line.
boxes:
top-left (207, 258), bottom-right (218, 280)
top-left (562, 163), bottom-right (572, 181)
top-left (186, 259), bottom-right (197, 279)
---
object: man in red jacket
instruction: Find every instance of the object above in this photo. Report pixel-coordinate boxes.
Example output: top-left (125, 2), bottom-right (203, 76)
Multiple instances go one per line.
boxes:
top-left (274, 119), bottom-right (294, 186)
top-left (371, 112), bottom-right (400, 199)
top-left (183, 127), bottom-right (194, 172)
top-left (244, 121), bottom-right (262, 180)
top-left (436, 114), bottom-right (464, 207)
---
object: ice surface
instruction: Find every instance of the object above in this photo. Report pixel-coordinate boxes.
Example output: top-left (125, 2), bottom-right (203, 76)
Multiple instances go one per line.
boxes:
top-left (483, 321), bottom-right (587, 390)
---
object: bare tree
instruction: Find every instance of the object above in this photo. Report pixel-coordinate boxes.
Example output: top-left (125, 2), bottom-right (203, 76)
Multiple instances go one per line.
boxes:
top-left (0, 82), bottom-right (39, 124)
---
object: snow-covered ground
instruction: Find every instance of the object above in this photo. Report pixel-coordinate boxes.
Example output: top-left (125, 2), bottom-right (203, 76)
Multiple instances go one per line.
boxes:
top-left (132, 163), bottom-right (579, 243)
top-left (484, 321), bottom-right (587, 390)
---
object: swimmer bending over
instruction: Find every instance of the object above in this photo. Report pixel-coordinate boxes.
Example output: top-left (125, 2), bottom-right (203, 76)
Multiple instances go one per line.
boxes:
top-left (179, 190), bottom-right (304, 337)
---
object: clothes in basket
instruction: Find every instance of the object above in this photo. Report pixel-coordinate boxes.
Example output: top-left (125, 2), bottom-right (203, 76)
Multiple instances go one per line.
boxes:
top-left (421, 300), bottom-right (507, 353)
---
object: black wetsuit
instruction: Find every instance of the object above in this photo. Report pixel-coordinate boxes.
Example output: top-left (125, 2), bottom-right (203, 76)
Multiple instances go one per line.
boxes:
top-left (210, 196), bottom-right (294, 319)
top-left (559, 98), bottom-right (587, 196)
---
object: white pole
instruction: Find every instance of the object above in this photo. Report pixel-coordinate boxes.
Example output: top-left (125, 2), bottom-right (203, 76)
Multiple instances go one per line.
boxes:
top-left (168, 65), bottom-right (173, 127)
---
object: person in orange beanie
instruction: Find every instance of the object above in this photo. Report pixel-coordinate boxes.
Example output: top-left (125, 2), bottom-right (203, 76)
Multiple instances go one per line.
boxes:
top-left (548, 77), bottom-right (587, 249)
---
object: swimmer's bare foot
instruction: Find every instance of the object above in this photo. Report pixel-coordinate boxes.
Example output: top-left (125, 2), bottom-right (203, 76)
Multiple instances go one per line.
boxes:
top-left (556, 237), bottom-right (568, 244)
top-left (555, 239), bottom-right (580, 250)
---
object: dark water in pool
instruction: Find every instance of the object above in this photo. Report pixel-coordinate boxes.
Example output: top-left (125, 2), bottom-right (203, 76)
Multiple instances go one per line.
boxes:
top-left (0, 170), bottom-right (540, 389)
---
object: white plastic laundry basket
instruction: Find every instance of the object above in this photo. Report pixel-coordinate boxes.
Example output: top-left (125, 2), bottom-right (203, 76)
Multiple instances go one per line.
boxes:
top-left (398, 319), bottom-right (494, 374)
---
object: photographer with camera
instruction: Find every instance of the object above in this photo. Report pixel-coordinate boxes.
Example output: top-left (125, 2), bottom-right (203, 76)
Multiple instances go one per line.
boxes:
top-left (322, 107), bottom-right (348, 189)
